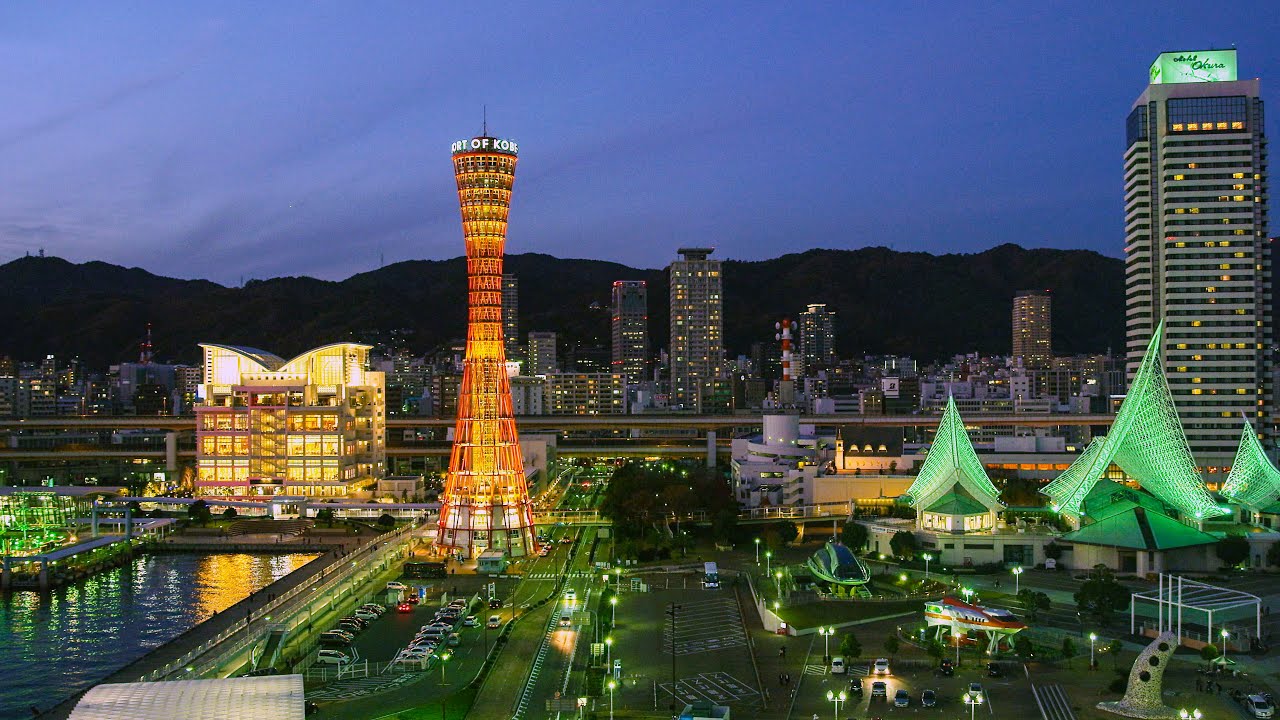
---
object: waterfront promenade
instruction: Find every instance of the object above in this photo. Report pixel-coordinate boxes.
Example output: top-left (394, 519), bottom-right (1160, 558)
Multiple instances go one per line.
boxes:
top-left (38, 528), bottom-right (396, 719)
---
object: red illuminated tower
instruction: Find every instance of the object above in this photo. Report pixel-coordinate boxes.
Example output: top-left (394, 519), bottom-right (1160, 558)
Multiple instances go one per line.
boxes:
top-left (435, 134), bottom-right (537, 559)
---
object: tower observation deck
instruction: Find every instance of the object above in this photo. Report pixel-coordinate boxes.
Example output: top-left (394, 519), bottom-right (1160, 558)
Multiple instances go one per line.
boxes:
top-left (436, 135), bottom-right (536, 559)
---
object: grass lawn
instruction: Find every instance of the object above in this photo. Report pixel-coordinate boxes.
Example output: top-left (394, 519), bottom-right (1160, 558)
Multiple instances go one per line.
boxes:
top-left (371, 686), bottom-right (478, 720)
top-left (779, 599), bottom-right (921, 629)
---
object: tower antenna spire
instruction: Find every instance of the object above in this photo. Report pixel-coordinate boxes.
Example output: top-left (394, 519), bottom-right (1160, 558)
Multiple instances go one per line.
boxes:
top-left (482, 105), bottom-right (487, 136)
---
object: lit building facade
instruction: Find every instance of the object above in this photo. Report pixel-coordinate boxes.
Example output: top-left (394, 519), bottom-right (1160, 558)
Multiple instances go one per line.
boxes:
top-left (546, 372), bottom-right (625, 415)
top-left (1124, 49), bottom-right (1272, 463)
top-left (669, 248), bottom-right (724, 412)
top-left (502, 274), bottom-right (519, 354)
top-left (797, 303), bottom-right (836, 377)
top-left (527, 331), bottom-right (558, 375)
top-left (436, 134), bottom-right (536, 559)
top-left (1012, 290), bottom-right (1052, 367)
top-left (195, 343), bottom-right (385, 498)
top-left (611, 280), bottom-right (648, 384)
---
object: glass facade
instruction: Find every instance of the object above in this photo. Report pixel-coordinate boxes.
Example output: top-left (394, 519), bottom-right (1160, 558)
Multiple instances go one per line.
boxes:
top-left (1167, 96), bottom-right (1249, 132)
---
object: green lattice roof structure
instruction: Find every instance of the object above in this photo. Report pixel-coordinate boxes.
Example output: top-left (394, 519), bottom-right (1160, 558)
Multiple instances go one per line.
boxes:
top-left (1220, 417), bottom-right (1280, 510)
top-left (1060, 507), bottom-right (1219, 550)
top-left (924, 488), bottom-right (989, 516)
top-left (902, 396), bottom-right (1002, 511)
top-left (1042, 321), bottom-right (1226, 521)
top-left (1081, 479), bottom-right (1174, 522)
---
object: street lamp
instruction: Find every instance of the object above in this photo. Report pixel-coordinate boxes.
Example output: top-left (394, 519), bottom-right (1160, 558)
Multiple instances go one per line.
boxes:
top-left (774, 570), bottom-right (783, 598)
top-left (1221, 628), bottom-right (1230, 664)
top-left (606, 636), bottom-right (613, 666)
top-left (615, 570), bottom-right (621, 592)
top-left (963, 691), bottom-right (984, 720)
top-left (755, 537), bottom-right (761, 565)
top-left (825, 689), bottom-right (847, 720)
top-left (1179, 709), bottom-right (1202, 720)
top-left (610, 596), bottom-right (618, 627)
top-left (1012, 566), bottom-right (1023, 595)
top-left (438, 651), bottom-right (451, 685)
top-left (608, 679), bottom-right (617, 720)
top-left (961, 586), bottom-right (974, 603)
top-left (819, 626), bottom-right (834, 662)
top-left (1089, 633), bottom-right (1097, 670)
top-left (765, 550), bottom-right (773, 575)
top-left (922, 553), bottom-right (933, 580)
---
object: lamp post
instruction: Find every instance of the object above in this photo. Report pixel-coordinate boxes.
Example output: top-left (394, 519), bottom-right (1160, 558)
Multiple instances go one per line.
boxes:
top-left (615, 570), bottom-right (621, 592)
top-left (439, 651), bottom-right (450, 685)
top-left (1179, 709), bottom-right (1202, 720)
top-left (1221, 629), bottom-right (1230, 664)
top-left (608, 679), bottom-right (617, 720)
top-left (825, 689), bottom-right (847, 720)
top-left (774, 570), bottom-right (783, 599)
top-left (820, 626), bottom-right (833, 662)
top-left (755, 537), bottom-right (761, 565)
top-left (1012, 566), bottom-right (1023, 595)
top-left (1089, 633), bottom-right (1097, 669)
top-left (954, 616), bottom-right (961, 666)
top-left (765, 550), bottom-right (772, 575)
top-left (963, 691), bottom-right (983, 720)
top-left (610, 596), bottom-right (618, 627)
top-left (922, 553), bottom-right (933, 580)
top-left (606, 636), bottom-right (613, 666)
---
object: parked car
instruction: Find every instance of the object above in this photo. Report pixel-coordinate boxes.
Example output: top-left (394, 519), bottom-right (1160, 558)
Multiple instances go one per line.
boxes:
top-left (874, 657), bottom-right (890, 675)
top-left (849, 678), bottom-right (862, 695)
top-left (968, 682), bottom-right (984, 698)
top-left (987, 662), bottom-right (1003, 678)
top-left (354, 609), bottom-right (379, 621)
top-left (341, 616), bottom-right (369, 629)
top-left (316, 650), bottom-right (351, 665)
top-left (871, 681), bottom-right (887, 699)
top-left (939, 659), bottom-right (955, 676)
top-left (487, 615), bottom-right (502, 629)
top-left (387, 581), bottom-right (408, 591)
top-left (1246, 694), bottom-right (1275, 719)
top-left (922, 689), bottom-right (937, 707)
top-left (448, 599), bottom-right (468, 610)
top-left (894, 689), bottom-right (910, 707)
top-left (361, 603), bottom-right (386, 615)
top-left (337, 620), bottom-right (363, 634)
top-left (830, 657), bottom-right (846, 675)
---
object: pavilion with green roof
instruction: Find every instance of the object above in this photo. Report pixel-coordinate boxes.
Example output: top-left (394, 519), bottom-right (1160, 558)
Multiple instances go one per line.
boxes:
top-left (1042, 321), bottom-right (1227, 526)
top-left (902, 396), bottom-right (1004, 534)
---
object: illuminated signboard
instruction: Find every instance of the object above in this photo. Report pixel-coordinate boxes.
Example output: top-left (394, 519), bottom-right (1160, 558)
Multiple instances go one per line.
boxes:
top-left (450, 137), bottom-right (518, 155)
top-left (1149, 50), bottom-right (1237, 85)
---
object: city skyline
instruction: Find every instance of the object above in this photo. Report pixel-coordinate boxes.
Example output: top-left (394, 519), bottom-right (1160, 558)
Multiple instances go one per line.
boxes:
top-left (1, 5), bottom-right (1278, 283)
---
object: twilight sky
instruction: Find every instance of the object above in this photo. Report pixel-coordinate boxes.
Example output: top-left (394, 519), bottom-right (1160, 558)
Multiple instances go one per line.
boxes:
top-left (1, 2), bottom-right (1278, 284)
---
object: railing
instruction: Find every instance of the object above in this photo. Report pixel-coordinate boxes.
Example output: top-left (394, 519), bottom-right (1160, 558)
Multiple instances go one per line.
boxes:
top-left (141, 522), bottom-right (417, 681)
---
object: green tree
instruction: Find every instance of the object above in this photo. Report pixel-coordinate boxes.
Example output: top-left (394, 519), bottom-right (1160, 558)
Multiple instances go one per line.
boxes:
top-left (377, 513), bottom-right (396, 529)
top-left (840, 522), bottom-right (868, 550)
top-left (187, 499), bottom-right (211, 525)
top-left (1199, 643), bottom-right (1220, 666)
top-left (889, 530), bottom-right (919, 560)
top-left (1073, 567), bottom-right (1130, 623)
top-left (776, 521), bottom-right (799, 544)
top-left (1014, 636), bottom-right (1034, 659)
top-left (711, 509), bottom-right (739, 545)
top-left (1106, 639), bottom-right (1124, 670)
top-left (315, 508), bottom-right (336, 527)
top-left (839, 633), bottom-right (862, 660)
top-left (1061, 637), bottom-right (1076, 667)
top-left (222, 507), bottom-right (238, 520)
top-left (926, 639), bottom-right (944, 660)
top-left (1017, 589), bottom-right (1051, 621)
top-left (1044, 542), bottom-right (1063, 560)
top-left (883, 634), bottom-right (900, 658)
top-left (1216, 535), bottom-right (1250, 568)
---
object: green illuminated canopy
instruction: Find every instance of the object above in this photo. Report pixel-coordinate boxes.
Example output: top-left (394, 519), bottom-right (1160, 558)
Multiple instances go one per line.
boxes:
top-left (1042, 321), bottom-right (1225, 520)
top-left (1221, 417), bottom-right (1280, 509)
top-left (902, 396), bottom-right (1002, 510)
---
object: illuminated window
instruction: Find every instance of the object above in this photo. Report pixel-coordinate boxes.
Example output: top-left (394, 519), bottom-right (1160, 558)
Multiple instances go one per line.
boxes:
top-left (1232, 121), bottom-right (1244, 130)
top-left (1187, 163), bottom-right (1197, 169)
top-left (1173, 174), bottom-right (1186, 181)
top-left (1172, 123), bottom-right (1184, 131)
top-left (1233, 172), bottom-right (1245, 179)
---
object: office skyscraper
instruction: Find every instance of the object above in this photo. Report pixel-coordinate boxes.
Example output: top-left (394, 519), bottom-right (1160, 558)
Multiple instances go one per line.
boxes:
top-left (611, 280), bottom-right (648, 384)
top-left (669, 248), bottom-right (724, 412)
top-left (796, 303), bottom-right (836, 376)
top-left (1012, 290), bottom-right (1052, 367)
top-left (527, 331), bottom-right (558, 375)
top-left (501, 274), bottom-right (519, 353)
top-left (437, 134), bottom-right (536, 559)
top-left (1124, 49), bottom-right (1272, 463)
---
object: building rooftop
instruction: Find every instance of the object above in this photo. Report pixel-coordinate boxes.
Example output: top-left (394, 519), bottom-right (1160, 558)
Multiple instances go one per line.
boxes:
top-left (1061, 507), bottom-right (1218, 551)
top-left (68, 674), bottom-right (305, 720)
top-left (924, 489), bottom-right (990, 516)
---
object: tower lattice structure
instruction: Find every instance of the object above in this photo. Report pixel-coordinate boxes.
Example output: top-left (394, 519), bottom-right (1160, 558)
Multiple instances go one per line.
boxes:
top-left (436, 135), bottom-right (536, 559)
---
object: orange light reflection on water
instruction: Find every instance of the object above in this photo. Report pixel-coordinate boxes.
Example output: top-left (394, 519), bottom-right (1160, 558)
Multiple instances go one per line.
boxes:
top-left (191, 553), bottom-right (320, 621)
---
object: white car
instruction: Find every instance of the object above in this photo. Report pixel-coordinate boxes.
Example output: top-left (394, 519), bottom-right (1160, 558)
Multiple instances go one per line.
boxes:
top-left (361, 603), bottom-right (386, 615)
top-left (564, 588), bottom-right (577, 603)
top-left (354, 609), bottom-right (379, 621)
top-left (463, 615), bottom-right (479, 627)
top-left (1246, 695), bottom-right (1275, 719)
top-left (874, 657), bottom-right (891, 675)
top-left (487, 615), bottom-right (502, 629)
top-left (387, 581), bottom-right (408, 591)
top-left (831, 657), bottom-right (846, 674)
top-left (316, 650), bottom-right (351, 665)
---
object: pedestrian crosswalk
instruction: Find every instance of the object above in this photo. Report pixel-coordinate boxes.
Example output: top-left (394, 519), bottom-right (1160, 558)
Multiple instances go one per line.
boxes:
top-left (306, 672), bottom-right (421, 701)
top-left (523, 570), bottom-right (597, 580)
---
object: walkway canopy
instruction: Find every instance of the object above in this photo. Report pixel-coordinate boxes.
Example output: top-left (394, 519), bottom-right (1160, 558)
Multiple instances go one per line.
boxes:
top-left (1042, 321), bottom-right (1226, 521)
top-left (1131, 574), bottom-right (1262, 648)
top-left (69, 675), bottom-right (305, 720)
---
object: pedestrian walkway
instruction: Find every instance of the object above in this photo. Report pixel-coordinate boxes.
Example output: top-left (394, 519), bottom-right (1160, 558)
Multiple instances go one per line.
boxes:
top-left (306, 672), bottom-right (422, 701)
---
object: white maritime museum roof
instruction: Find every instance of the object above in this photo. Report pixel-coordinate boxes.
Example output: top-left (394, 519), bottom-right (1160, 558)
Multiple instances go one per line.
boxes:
top-left (68, 675), bottom-right (304, 720)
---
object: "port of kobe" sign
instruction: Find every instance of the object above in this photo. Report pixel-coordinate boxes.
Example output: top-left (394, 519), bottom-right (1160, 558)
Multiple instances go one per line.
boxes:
top-left (451, 137), bottom-right (518, 155)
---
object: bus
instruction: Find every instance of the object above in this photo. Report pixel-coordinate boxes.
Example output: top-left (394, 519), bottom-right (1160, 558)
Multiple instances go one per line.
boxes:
top-left (403, 561), bottom-right (447, 579)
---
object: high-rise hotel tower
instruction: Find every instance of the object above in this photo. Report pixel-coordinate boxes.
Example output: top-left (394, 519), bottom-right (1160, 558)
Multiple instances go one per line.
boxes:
top-left (669, 248), bottom-right (724, 412)
top-left (1125, 50), bottom-right (1272, 466)
top-left (436, 135), bottom-right (536, 558)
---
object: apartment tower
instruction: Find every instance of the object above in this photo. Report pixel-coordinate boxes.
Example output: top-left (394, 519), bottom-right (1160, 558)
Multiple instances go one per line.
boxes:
top-left (611, 280), bottom-right (648, 384)
top-left (1012, 290), bottom-right (1052, 367)
top-left (668, 248), bottom-right (724, 412)
top-left (1124, 49), bottom-right (1272, 465)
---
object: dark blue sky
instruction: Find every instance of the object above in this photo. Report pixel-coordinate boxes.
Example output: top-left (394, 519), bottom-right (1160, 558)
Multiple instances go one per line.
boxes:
top-left (1, 3), bottom-right (1278, 284)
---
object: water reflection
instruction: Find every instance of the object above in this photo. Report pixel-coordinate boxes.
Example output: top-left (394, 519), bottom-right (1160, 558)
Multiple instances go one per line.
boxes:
top-left (0, 552), bottom-right (318, 717)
